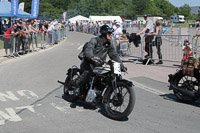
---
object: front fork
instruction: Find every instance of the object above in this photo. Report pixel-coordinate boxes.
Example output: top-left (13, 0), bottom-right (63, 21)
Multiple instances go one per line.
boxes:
top-left (111, 76), bottom-right (118, 97)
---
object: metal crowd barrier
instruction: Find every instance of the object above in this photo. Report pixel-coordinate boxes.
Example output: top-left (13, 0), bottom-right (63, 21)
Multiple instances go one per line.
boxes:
top-left (128, 34), bottom-right (198, 63)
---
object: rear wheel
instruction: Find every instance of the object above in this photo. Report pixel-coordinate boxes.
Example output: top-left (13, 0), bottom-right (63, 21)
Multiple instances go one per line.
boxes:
top-left (63, 69), bottom-right (80, 102)
top-left (103, 81), bottom-right (135, 120)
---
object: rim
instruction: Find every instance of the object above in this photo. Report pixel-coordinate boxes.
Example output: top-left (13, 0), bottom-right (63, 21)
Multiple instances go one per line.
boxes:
top-left (175, 75), bottom-right (199, 100)
top-left (107, 86), bottom-right (130, 115)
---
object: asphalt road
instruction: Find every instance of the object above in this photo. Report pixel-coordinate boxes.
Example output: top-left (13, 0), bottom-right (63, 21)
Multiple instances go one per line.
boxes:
top-left (0, 32), bottom-right (199, 133)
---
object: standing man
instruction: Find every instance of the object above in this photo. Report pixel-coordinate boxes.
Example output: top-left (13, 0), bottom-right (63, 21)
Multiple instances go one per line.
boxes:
top-left (137, 14), bottom-right (154, 58)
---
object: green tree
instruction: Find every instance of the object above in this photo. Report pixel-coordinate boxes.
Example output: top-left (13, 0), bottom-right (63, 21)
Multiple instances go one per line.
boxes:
top-left (179, 4), bottom-right (191, 18)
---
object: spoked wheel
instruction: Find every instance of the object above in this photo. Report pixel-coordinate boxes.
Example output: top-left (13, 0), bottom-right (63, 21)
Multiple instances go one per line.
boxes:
top-left (173, 70), bottom-right (200, 103)
top-left (63, 69), bottom-right (80, 102)
top-left (103, 81), bottom-right (135, 120)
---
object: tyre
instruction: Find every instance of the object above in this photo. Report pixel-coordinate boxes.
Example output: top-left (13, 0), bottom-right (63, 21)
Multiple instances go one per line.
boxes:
top-left (173, 70), bottom-right (200, 103)
top-left (103, 81), bottom-right (135, 120)
top-left (63, 69), bottom-right (80, 102)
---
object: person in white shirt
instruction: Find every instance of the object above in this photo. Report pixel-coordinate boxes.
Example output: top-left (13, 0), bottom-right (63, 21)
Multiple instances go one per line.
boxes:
top-left (47, 22), bottom-right (56, 45)
top-left (114, 22), bottom-right (122, 49)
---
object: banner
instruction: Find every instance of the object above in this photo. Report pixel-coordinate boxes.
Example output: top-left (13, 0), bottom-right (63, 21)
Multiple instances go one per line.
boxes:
top-left (11, 0), bottom-right (19, 17)
top-left (63, 12), bottom-right (67, 21)
top-left (31, 0), bottom-right (40, 18)
top-left (19, 2), bottom-right (25, 11)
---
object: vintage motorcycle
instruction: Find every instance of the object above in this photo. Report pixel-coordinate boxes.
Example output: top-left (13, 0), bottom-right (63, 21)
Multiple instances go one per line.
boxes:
top-left (168, 57), bottom-right (200, 103)
top-left (58, 60), bottom-right (135, 120)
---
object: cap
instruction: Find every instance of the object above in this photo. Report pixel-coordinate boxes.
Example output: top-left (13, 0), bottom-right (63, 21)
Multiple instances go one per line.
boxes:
top-left (26, 19), bottom-right (32, 22)
top-left (122, 18), bottom-right (125, 21)
top-left (18, 19), bottom-right (22, 23)
top-left (116, 22), bottom-right (120, 25)
top-left (144, 14), bottom-right (148, 18)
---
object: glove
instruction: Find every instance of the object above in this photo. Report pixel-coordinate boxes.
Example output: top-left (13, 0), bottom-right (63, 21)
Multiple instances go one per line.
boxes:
top-left (90, 57), bottom-right (104, 66)
top-left (121, 64), bottom-right (127, 72)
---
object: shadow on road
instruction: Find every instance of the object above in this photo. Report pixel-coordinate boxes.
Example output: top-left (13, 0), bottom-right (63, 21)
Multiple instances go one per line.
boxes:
top-left (62, 94), bottom-right (129, 121)
top-left (160, 93), bottom-right (200, 107)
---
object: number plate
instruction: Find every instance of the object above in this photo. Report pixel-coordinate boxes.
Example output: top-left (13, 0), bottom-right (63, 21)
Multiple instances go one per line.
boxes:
top-left (113, 62), bottom-right (121, 75)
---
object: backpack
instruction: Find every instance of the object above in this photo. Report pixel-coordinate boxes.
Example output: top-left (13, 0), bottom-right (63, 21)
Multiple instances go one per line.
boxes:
top-left (181, 57), bottom-right (199, 77)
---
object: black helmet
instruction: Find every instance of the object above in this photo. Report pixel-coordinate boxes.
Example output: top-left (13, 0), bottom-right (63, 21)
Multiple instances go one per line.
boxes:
top-left (100, 25), bottom-right (114, 34)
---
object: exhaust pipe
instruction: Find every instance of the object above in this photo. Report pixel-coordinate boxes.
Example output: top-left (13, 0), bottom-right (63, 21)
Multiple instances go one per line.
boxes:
top-left (57, 80), bottom-right (65, 85)
top-left (171, 84), bottom-right (196, 98)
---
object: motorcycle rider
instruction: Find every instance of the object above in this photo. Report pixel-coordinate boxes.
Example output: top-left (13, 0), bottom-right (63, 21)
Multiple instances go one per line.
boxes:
top-left (73, 25), bottom-right (127, 95)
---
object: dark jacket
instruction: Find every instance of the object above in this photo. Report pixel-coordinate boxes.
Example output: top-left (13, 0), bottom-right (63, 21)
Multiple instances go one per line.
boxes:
top-left (80, 36), bottom-right (122, 70)
top-left (128, 33), bottom-right (141, 47)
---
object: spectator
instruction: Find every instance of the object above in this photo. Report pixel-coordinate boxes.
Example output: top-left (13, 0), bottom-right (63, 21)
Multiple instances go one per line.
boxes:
top-left (3, 23), bottom-right (19, 57)
top-left (40, 21), bottom-right (47, 49)
top-left (47, 22), bottom-right (56, 45)
top-left (2, 20), bottom-right (8, 34)
top-left (22, 19), bottom-right (32, 53)
top-left (147, 19), bottom-right (163, 64)
top-left (122, 18), bottom-right (127, 34)
top-left (182, 40), bottom-right (192, 59)
top-left (114, 22), bottom-right (122, 52)
top-left (137, 14), bottom-right (154, 58)
top-left (16, 19), bottom-right (24, 56)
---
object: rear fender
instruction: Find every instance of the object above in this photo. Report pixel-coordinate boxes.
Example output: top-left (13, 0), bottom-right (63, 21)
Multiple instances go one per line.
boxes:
top-left (66, 67), bottom-right (81, 75)
top-left (168, 70), bottom-right (182, 84)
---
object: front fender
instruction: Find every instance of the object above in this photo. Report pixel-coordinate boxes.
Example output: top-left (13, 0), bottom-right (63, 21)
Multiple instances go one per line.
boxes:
top-left (118, 79), bottom-right (134, 87)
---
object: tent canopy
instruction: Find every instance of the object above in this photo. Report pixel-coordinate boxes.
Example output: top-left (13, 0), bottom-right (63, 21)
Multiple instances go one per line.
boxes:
top-left (69, 15), bottom-right (90, 23)
top-left (0, 2), bottom-right (31, 18)
top-left (89, 16), bottom-right (122, 23)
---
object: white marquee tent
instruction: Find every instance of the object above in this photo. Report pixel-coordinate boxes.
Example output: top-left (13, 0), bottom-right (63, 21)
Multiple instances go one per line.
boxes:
top-left (68, 15), bottom-right (90, 23)
top-left (89, 16), bottom-right (122, 23)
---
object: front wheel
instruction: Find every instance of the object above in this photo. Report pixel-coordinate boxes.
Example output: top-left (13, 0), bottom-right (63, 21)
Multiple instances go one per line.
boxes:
top-left (103, 81), bottom-right (135, 120)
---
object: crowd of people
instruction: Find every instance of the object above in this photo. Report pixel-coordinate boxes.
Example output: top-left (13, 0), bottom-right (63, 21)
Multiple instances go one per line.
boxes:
top-left (1, 18), bottom-right (67, 57)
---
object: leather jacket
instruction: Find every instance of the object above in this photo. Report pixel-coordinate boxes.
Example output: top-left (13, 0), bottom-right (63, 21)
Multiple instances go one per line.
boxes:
top-left (81, 36), bottom-right (122, 70)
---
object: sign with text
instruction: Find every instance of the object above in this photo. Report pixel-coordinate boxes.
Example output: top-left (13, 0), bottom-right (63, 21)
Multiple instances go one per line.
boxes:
top-left (31, 0), bottom-right (40, 18)
top-left (11, 0), bottom-right (18, 17)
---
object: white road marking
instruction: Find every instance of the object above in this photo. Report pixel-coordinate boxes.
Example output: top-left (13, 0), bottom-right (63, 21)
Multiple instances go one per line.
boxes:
top-left (0, 108), bottom-right (22, 125)
top-left (16, 105), bottom-right (36, 113)
top-left (17, 90), bottom-right (39, 99)
top-left (50, 102), bottom-right (85, 113)
top-left (78, 44), bottom-right (84, 50)
top-left (132, 81), bottom-right (166, 95)
top-left (0, 91), bottom-right (19, 102)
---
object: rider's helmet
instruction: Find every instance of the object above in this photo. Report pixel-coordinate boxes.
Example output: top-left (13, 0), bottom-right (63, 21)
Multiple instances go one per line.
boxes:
top-left (100, 25), bottom-right (114, 34)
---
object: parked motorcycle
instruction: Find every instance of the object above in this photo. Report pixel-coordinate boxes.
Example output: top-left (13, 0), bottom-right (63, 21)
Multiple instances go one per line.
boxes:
top-left (168, 57), bottom-right (200, 103)
top-left (58, 60), bottom-right (135, 120)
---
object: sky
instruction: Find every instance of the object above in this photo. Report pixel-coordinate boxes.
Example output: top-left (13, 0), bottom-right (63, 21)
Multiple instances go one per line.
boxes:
top-left (168, 0), bottom-right (200, 7)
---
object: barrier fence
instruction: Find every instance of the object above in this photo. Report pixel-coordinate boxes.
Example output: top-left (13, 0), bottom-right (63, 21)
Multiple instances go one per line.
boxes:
top-left (0, 28), bottom-right (67, 57)
top-left (69, 24), bottom-right (200, 63)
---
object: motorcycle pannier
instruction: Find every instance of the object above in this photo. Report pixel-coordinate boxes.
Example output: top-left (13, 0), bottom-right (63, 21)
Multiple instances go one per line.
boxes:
top-left (181, 57), bottom-right (199, 77)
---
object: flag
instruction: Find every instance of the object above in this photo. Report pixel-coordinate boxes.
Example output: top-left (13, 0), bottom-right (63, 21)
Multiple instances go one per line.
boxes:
top-left (19, 2), bottom-right (25, 11)
top-left (11, 0), bottom-right (18, 17)
top-left (63, 12), bottom-right (67, 21)
top-left (31, 0), bottom-right (40, 18)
